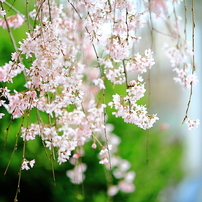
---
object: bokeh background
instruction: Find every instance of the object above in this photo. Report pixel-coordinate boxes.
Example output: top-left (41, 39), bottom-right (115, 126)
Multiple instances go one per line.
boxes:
top-left (0, 1), bottom-right (201, 202)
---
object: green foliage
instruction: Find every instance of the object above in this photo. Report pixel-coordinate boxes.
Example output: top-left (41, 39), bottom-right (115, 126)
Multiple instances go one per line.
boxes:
top-left (0, 104), bottom-right (183, 202)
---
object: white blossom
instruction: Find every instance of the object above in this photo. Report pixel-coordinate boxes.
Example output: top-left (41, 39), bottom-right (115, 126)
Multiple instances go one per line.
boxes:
top-left (186, 118), bottom-right (200, 131)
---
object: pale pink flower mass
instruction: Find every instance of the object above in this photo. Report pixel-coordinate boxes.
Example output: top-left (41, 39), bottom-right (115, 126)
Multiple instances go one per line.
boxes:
top-left (0, 0), bottom-right (199, 198)
top-left (99, 157), bottom-right (109, 164)
top-left (185, 118), bottom-right (200, 131)
top-left (0, 14), bottom-right (24, 29)
top-left (66, 163), bottom-right (87, 184)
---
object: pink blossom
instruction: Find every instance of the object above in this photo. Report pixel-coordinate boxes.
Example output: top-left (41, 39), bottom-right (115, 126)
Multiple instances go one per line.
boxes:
top-left (0, 61), bottom-right (24, 82)
top-left (21, 124), bottom-right (40, 141)
top-left (186, 118), bottom-right (200, 131)
top-left (73, 153), bottom-right (81, 159)
top-left (21, 159), bottom-right (35, 170)
top-left (126, 49), bottom-right (155, 74)
top-left (92, 78), bottom-right (105, 89)
top-left (106, 39), bottom-right (129, 60)
top-left (99, 145), bottom-right (112, 156)
top-left (0, 14), bottom-right (24, 29)
top-left (21, 160), bottom-right (29, 170)
top-left (91, 142), bottom-right (97, 149)
top-left (29, 159), bottom-right (35, 168)
top-left (99, 157), bottom-right (109, 164)
top-left (108, 186), bottom-right (119, 196)
top-left (66, 163), bottom-right (87, 184)
top-left (146, 0), bottom-right (168, 18)
top-left (6, 90), bottom-right (37, 118)
top-left (0, 8), bottom-right (6, 16)
top-left (0, 1), bottom-right (193, 196)
top-left (124, 171), bottom-right (136, 183)
top-left (118, 180), bottom-right (135, 193)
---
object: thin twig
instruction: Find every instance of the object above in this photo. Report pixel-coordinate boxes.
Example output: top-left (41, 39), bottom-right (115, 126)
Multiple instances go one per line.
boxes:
top-left (191, 0), bottom-right (195, 72)
top-left (0, 2), bottom-right (18, 51)
top-left (182, 0), bottom-right (196, 123)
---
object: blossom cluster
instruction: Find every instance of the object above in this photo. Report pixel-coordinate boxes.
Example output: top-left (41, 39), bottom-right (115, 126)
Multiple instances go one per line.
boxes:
top-left (67, 162), bottom-right (87, 184)
top-left (108, 77), bottom-right (159, 130)
top-left (104, 125), bottom-right (136, 195)
top-left (164, 42), bottom-right (198, 89)
top-left (161, 1), bottom-right (199, 130)
top-left (66, 124), bottom-right (136, 195)
top-left (21, 159), bottom-right (35, 170)
top-left (0, 0), bottom-right (159, 168)
top-left (0, 0), bottom-right (199, 199)
top-left (0, 13), bottom-right (24, 29)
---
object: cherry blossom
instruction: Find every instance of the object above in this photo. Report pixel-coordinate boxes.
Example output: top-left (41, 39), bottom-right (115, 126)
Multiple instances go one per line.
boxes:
top-left (163, 42), bottom-right (197, 90)
top-left (21, 124), bottom-right (40, 141)
top-left (66, 163), bottom-right (87, 184)
top-left (21, 159), bottom-right (35, 170)
top-left (0, 0), bottom-right (199, 199)
top-left (118, 180), bottom-right (135, 193)
top-left (91, 142), bottom-right (97, 149)
top-left (145, 0), bottom-right (168, 18)
top-left (108, 185), bottom-right (119, 196)
top-left (0, 14), bottom-right (24, 29)
top-left (109, 93), bottom-right (159, 130)
top-left (0, 7), bottom-right (5, 16)
top-left (185, 118), bottom-right (200, 131)
top-left (0, 61), bottom-right (24, 83)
